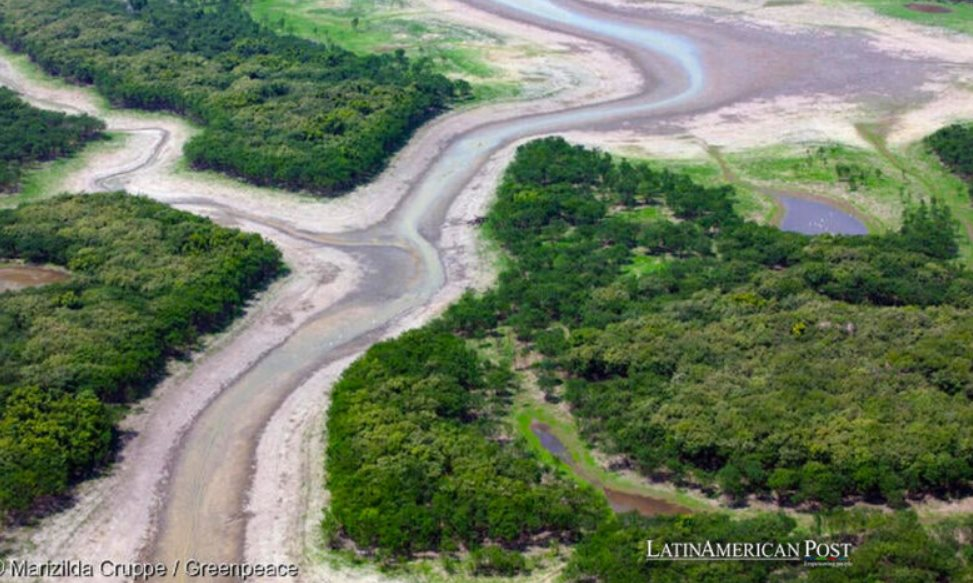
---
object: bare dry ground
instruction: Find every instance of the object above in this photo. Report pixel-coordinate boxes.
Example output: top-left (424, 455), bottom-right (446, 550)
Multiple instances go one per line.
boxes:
top-left (573, 0), bottom-right (973, 153)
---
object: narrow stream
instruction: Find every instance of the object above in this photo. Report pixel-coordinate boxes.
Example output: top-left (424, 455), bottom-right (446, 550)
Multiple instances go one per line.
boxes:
top-left (531, 422), bottom-right (689, 517)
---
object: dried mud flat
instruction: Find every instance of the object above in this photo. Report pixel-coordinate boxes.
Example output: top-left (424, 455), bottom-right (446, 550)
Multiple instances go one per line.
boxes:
top-left (578, 0), bottom-right (973, 151)
top-left (0, 0), bottom-right (970, 581)
top-left (0, 265), bottom-right (69, 292)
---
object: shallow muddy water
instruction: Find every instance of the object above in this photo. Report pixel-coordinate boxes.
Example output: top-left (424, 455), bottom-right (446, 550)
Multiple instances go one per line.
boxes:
top-left (778, 195), bottom-right (869, 235)
top-left (0, 265), bottom-right (68, 292)
top-left (531, 421), bottom-right (689, 516)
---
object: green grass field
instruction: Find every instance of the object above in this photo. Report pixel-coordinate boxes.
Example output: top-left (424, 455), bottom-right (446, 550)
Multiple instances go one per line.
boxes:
top-left (1, 133), bottom-right (121, 209)
top-left (613, 132), bottom-right (973, 263)
top-left (510, 397), bottom-right (716, 513)
top-left (718, 138), bottom-right (973, 259)
top-left (247, 0), bottom-right (521, 101)
top-left (847, 0), bottom-right (973, 35)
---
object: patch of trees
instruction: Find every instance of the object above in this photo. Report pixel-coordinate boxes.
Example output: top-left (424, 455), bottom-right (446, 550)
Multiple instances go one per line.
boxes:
top-left (0, 193), bottom-right (282, 517)
top-left (0, 88), bottom-right (104, 192)
top-left (324, 327), bottom-right (606, 560)
top-left (565, 510), bottom-right (973, 582)
top-left (442, 137), bottom-right (973, 507)
top-left (324, 136), bottom-right (973, 573)
top-left (928, 123), bottom-right (973, 199)
top-left (0, 0), bottom-right (469, 194)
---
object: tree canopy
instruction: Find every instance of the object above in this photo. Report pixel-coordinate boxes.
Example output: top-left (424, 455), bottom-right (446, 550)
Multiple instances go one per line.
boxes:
top-left (0, 193), bottom-right (282, 516)
top-left (565, 510), bottom-right (973, 582)
top-left (324, 136), bottom-right (973, 577)
top-left (324, 327), bottom-right (606, 559)
top-left (444, 137), bottom-right (973, 507)
top-left (0, 88), bottom-right (104, 192)
top-left (0, 0), bottom-right (469, 194)
top-left (928, 123), bottom-right (973, 199)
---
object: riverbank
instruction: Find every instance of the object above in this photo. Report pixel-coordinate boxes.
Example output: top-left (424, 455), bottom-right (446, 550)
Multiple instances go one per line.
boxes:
top-left (0, 0), bottom-right (638, 576)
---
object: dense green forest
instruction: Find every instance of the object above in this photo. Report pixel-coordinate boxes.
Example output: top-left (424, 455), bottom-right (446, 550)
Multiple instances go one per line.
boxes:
top-left (0, 193), bottom-right (282, 516)
top-left (324, 327), bottom-right (607, 559)
top-left (0, 0), bottom-right (468, 194)
top-left (325, 137), bottom-right (973, 577)
top-left (928, 123), bottom-right (973, 198)
top-left (0, 88), bottom-right (103, 192)
top-left (444, 137), bottom-right (973, 507)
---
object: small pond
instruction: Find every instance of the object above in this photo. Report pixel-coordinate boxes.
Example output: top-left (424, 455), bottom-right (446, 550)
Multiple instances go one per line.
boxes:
top-left (778, 195), bottom-right (868, 235)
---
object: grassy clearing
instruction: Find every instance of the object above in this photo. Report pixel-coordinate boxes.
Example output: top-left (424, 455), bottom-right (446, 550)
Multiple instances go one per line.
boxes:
top-left (847, 0), bottom-right (973, 35)
top-left (716, 137), bottom-right (972, 251)
top-left (725, 143), bottom-right (908, 229)
top-left (617, 205), bottom-right (661, 222)
top-left (469, 328), bottom-right (725, 517)
top-left (621, 254), bottom-right (666, 277)
top-left (626, 155), bottom-right (777, 224)
top-left (857, 125), bottom-right (973, 261)
top-left (510, 397), bottom-right (716, 514)
top-left (900, 142), bottom-right (973, 261)
top-left (1, 133), bottom-right (122, 209)
top-left (246, 0), bottom-right (519, 101)
top-left (606, 137), bottom-right (971, 256)
top-left (619, 136), bottom-right (973, 261)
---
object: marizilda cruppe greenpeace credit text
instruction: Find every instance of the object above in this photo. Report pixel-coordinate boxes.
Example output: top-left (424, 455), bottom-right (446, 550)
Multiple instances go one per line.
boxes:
top-left (0, 559), bottom-right (300, 579)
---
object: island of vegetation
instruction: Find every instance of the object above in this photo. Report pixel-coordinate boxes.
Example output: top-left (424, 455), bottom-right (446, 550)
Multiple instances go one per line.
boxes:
top-left (0, 0), bottom-right (469, 194)
top-left (928, 123), bottom-right (973, 199)
top-left (324, 326), bottom-right (607, 569)
top-left (0, 87), bottom-right (103, 193)
top-left (323, 137), bottom-right (973, 580)
top-left (0, 193), bottom-right (283, 518)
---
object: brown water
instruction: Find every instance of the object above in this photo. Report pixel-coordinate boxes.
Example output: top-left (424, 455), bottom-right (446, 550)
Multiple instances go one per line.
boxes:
top-left (0, 265), bottom-right (69, 292)
top-left (530, 421), bottom-right (689, 516)
top-left (906, 2), bottom-right (952, 13)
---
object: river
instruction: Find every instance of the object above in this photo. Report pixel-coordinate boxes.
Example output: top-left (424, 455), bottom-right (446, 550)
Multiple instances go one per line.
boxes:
top-left (148, 0), bottom-right (870, 573)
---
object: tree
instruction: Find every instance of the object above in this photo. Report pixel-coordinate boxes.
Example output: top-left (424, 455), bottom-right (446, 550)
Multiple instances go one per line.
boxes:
top-left (717, 464), bottom-right (747, 505)
top-left (0, 0), bottom-right (462, 195)
top-left (899, 198), bottom-right (959, 259)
